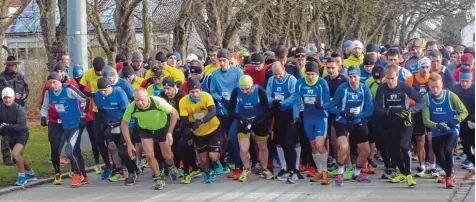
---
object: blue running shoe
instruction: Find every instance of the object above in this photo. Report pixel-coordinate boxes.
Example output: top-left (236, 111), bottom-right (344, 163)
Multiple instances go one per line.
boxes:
top-left (204, 172), bottom-right (213, 184)
top-left (458, 153), bottom-right (467, 161)
top-left (15, 175), bottom-right (26, 186)
top-left (462, 160), bottom-right (474, 169)
top-left (100, 168), bottom-right (110, 180)
top-left (435, 164), bottom-right (441, 172)
top-left (25, 173), bottom-right (37, 182)
top-left (214, 161), bottom-right (224, 175)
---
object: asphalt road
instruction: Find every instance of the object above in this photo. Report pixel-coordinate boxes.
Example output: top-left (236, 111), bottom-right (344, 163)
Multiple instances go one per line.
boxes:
top-left (0, 159), bottom-right (474, 202)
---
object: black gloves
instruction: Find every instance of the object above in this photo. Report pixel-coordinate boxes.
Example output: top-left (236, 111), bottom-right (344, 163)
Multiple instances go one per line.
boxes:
top-left (314, 102), bottom-right (323, 110)
top-left (221, 97), bottom-right (230, 108)
top-left (447, 119), bottom-right (459, 128)
top-left (388, 107), bottom-right (403, 116)
top-left (291, 117), bottom-right (302, 125)
top-left (339, 111), bottom-right (355, 121)
top-left (271, 100), bottom-right (282, 112)
top-left (436, 123), bottom-right (450, 132)
top-left (41, 117), bottom-right (48, 126)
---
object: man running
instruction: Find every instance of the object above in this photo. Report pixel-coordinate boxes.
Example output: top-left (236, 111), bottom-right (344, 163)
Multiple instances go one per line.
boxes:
top-left (228, 75), bottom-right (273, 182)
top-left (94, 78), bottom-right (140, 185)
top-left (327, 67), bottom-right (373, 186)
top-left (179, 78), bottom-right (221, 183)
top-left (422, 73), bottom-right (468, 188)
top-left (40, 72), bottom-right (89, 187)
top-left (375, 64), bottom-right (422, 187)
top-left (121, 88), bottom-right (179, 190)
top-left (385, 48), bottom-right (412, 82)
top-left (0, 87), bottom-right (36, 186)
top-left (294, 61), bottom-right (331, 185)
top-left (181, 61), bottom-right (211, 93)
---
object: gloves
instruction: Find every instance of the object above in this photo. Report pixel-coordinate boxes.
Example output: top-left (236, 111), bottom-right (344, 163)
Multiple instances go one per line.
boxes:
top-left (396, 110), bottom-right (412, 126)
top-left (339, 111), bottom-right (355, 121)
top-left (388, 107), bottom-right (403, 116)
top-left (193, 120), bottom-right (203, 130)
top-left (436, 123), bottom-right (450, 132)
top-left (446, 119), bottom-right (459, 128)
top-left (314, 102), bottom-right (323, 110)
top-left (40, 117), bottom-right (48, 126)
top-left (271, 100), bottom-right (282, 110)
top-left (221, 97), bottom-right (230, 108)
top-left (468, 121), bottom-right (475, 129)
top-left (291, 117), bottom-right (302, 125)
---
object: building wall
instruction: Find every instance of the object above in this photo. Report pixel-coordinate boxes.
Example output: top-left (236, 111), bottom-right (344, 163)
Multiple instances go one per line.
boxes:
top-left (461, 21), bottom-right (475, 47)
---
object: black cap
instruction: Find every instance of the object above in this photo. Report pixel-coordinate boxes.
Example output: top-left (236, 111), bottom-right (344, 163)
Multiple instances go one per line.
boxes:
top-left (305, 61), bottom-right (319, 73)
top-left (363, 54), bottom-right (377, 66)
top-left (93, 57), bottom-right (106, 72)
top-left (187, 78), bottom-right (201, 90)
top-left (166, 53), bottom-right (175, 59)
top-left (162, 77), bottom-right (176, 87)
top-left (250, 53), bottom-right (264, 65)
top-left (155, 51), bottom-right (167, 62)
top-left (115, 54), bottom-right (126, 63)
top-left (366, 44), bottom-right (378, 53)
top-left (190, 64), bottom-right (203, 74)
top-left (190, 60), bottom-right (201, 68)
top-left (54, 62), bottom-right (67, 72)
top-left (97, 77), bottom-right (112, 90)
top-left (47, 72), bottom-right (61, 81)
top-left (295, 48), bottom-right (306, 58)
top-left (122, 64), bottom-right (135, 77)
top-left (372, 65), bottom-right (384, 79)
top-left (217, 49), bottom-right (231, 60)
top-left (287, 47), bottom-right (296, 58)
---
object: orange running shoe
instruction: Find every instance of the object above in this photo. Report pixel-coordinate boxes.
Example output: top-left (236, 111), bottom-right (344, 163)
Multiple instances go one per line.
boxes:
top-left (71, 173), bottom-right (83, 187)
top-left (227, 168), bottom-right (241, 180)
top-left (466, 173), bottom-right (475, 180)
top-left (446, 175), bottom-right (456, 188)
top-left (310, 172), bottom-right (322, 182)
top-left (307, 166), bottom-right (318, 177)
top-left (81, 176), bottom-right (89, 184)
top-left (60, 156), bottom-right (69, 164)
top-left (321, 171), bottom-right (330, 185)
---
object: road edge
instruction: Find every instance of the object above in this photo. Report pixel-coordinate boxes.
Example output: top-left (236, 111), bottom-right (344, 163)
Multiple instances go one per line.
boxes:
top-left (449, 178), bottom-right (475, 202)
top-left (0, 165), bottom-right (101, 196)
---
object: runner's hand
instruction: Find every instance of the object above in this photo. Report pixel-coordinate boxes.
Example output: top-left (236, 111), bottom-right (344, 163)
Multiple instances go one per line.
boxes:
top-left (436, 123), bottom-right (450, 132)
top-left (468, 121), bottom-right (475, 129)
top-left (446, 119), bottom-right (459, 128)
top-left (193, 120), bottom-right (203, 130)
top-left (339, 111), bottom-right (355, 121)
top-left (166, 133), bottom-right (173, 145)
top-left (41, 117), bottom-right (48, 126)
top-left (314, 102), bottom-right (323, 110)
top-left (127, 144), bottom-right (136, 160)
top-left (291, 117), bottom-right (302, 125)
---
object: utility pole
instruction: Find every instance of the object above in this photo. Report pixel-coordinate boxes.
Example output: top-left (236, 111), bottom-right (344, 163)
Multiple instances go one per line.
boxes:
top-left (67, 0), bottom-right (88, 77)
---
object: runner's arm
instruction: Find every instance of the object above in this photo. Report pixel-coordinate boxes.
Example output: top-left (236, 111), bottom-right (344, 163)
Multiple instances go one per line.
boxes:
top-left (292, 80), bottom-right (301, 119)
top-left (449, 92), bottom-right (469, 123)
top-left (355, 86), bottom-right (374, 119)
top-left (404, 83), bottom-right (423, 113)
top-left (121, 104), bottom-right (134, 146)
top-left (326, 85), bottom-right (343, 116)
top-left (422, 94), bottom-right (437, 129)
top-left (374, 85), bottom-right (388, 116)
top-left (257, 86), bottom-right (271, 121)
top-left (281, 76), bottom-right (297, 107)
top-left (228, 88), bottom-right (239, 120)
top-left (265, 78), bottom-right (273, 104)
top-left (40, 92), bottom-right (50, 118)
top-left (66, 86), bottom-right (90, 114)
top-left (209, 75), bottom-right (221, 101)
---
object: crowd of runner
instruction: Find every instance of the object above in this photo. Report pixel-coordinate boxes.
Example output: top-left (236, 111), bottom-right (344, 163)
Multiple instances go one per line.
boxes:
top-left (0, 38), bottom-right (474, 190)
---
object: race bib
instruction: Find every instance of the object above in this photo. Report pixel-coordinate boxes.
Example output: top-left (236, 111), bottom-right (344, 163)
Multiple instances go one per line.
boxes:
top-left (304, 97), bottom-right (316, 104)
top-left (111, 126), bottom-right (120, 134)
top-left (274, 94), bottom-right (284, 100)
top-left (54, 104), bottom-right (65, 112)
top-left (193, 113), bottom-right (205, 120)
top-left (222, 92), bottom-right (230, 100)
top-left (350, 107), bottom-right (361, 114)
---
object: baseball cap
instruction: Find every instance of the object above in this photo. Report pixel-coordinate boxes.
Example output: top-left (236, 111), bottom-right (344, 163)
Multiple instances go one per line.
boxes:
top-left (461, 53), bottom-right (474, 65)
top-left (250, 53), bottom-right (264, 65)
top-left (97, 77), bottom-right (112, 90)
top-left (162, 77), bottom-right (176, 87)
top-left (187, 78), bottom-right (201, 90)
top-left (372, 66), bottom-right (384, 79)
top-left (418, 57), bottom-right (431, 68)
top-left (2, 87), bottom-right (14, 98)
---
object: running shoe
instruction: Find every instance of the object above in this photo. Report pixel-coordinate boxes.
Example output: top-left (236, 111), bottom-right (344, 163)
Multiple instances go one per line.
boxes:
top-left (307, 166), bottom-right (318, 177)
top-left (296, 171), bottom-right (304, 179)
top-left (462, 160), bottom-right (474, 169)
top-left (351, 174), bottom-right (371, 183)
top-left (457, 153), bottom-right (467, 160)
top-left (435, 164), bottom-right (442, 172)
top-left (321, 171), bottom-right (330, 185)
top-left (154, 179), bottom-right (166, 190)
top-left (94, 165), bottom-right (102, 175)
top-left (239, 168), bottom-right (251, 182)
top-left (276, 169), bottom-right (289, 181)
top-left (362, 164), bottom-right (376, 175)
top-left (100, 168), bottom-right (110, 180)
top-left (227, 168), bottom-right (241, 180)
top-left (391, 173), bottom-right (406, 183)
top-left (71, 173), bottom-right (83, 187)
top-left (298, 164), bottom-right (307, 172)
top-left (286, 172), bottom-right (298, 184)
top-left (328, 169), bottom-right (339, 177)
top-left (343, 169), bottom-right (354, 180)
top-left (261, 169), bottom-right (275, 180)
top-left (407, 175), bottom-right (417, 187)
top-left (335, 174), bottom-right (344, 186)
top-left (168, 165), bottom-right (179, 181)
top-left (125, 173), bottom-right (137, 186)
top-left (53, 173), bottom-right (62, 185)
top-left (446, 175), bottom-right (456, 188)
top-left (82, 176), bottom-right (89, 184)
top-left (214, 161), bottom-right (224, 175)
top-left (438, 175), bottom-right (455, 183)
top-left (15, 175), bottom-right (26, 186)
top-left (429, 169), bottom-right (440, 178)
top-left (181, 174), bottom-right (192, 184)
top-left (177, 168), bottom-right (185, 178)
top-left (108, 172), bottom-right (125, 182)
top-left (25, 173), bottom-right (37, 182)
top-left (310, 172), bottom-right (321, 182)
top-left (204, 172), bottom-right (213, 184)
top-left (414, 167), bottom-right (425, 177)
top-left (189, 169), bottom-right (202, 179)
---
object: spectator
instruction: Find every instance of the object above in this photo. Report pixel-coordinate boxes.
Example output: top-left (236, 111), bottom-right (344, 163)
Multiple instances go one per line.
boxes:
top-left (0, 56), bottom-right (29, 107)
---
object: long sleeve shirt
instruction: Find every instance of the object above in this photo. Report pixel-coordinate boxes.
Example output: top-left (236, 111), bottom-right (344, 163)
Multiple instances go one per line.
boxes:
top-left (374, 82), bottom-right (423, 117)
top-left (293, 77), bottom-right (330, 119)
top-left (327, 82), bottom-right (374, 124)
top-left (210, 66), bottom-right (244, 115)
top-left (422, 90), bottom-right (468, 130)
top-left (0, 102), bottom-right (28, 134)
top-left (40, 85), bottom-right (89, 118)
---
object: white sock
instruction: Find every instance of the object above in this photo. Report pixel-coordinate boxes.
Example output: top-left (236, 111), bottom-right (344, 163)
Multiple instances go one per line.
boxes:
top-left (354, 167), bottom-right (361, 176)
top-left (338, 165), bottom-right (345, 174)
top-left (295, 146), bottom-right (301, 170)
top-left (429, 164), bottom-right (435, 169)
top-left (277, 146), bottom-right (287, 171)
top-left (312, 153), bottom-right (321, 173)
top-left (420, 164), bottom-right (425, 170)
top-left (319, 152), bottom-right (329, 172)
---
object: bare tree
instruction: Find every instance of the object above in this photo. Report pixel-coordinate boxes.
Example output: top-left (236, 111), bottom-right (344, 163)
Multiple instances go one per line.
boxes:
top-left (115, 0), bottom-right (142, 60)
top-left (87, 0), bottom-right (116, 65)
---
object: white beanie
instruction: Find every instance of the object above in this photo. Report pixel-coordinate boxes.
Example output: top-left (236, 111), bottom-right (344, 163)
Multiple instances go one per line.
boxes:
top-left (186, 54), bottom-right (198, 62)
top-left (2, 87), bottom-right (14, 98)
top-left (351, 40), bottom-right (363, 49)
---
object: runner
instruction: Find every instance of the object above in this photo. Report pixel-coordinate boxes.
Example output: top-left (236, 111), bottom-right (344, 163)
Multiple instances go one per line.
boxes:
top-left (359, 54), bottom-right (375, 82)
top-left (94, 78), bottom-right (140, 185)
top-left (204, 46), bottom-right (221, 75)
top-left (450, 70), bottom-right (475, 180)
top-left (343, 41), bottom-right (364, 68)
top-left (146, 69), bottom-right (165, 96)
top-left (427, 50), bottom-right (456, 88)
top-left (0, 87), bottom-right (37, 186)
top-left (405, 57), bottom-right (432, 178)
top-left (375, 64), bottom-right (422, 187)
top-left (422, 73), bottom-right (468, 188)
top-left (228, 75), bottom-right (273, 182)
top-left (121, 64), bottom-right (145, 89)
top-left (145, 52), bottom-right (185, 84)
top-left (385, 48), bottom-right (412, 82)
top-left (181, 61), bottom-right (211, 93)
top-left (266, 61), bottom-right (299, 184)
top-left (293, 61), bottom-right (331, 185)
top-left (40, 72), bottom-right (90, 187)
top-left (121, 88), bottom-right (179, 190)
top-left (405, 38), bottom-right (426, 74)
top-left (179, 78), bottom-right (221, 183)
top-left (327, 66), bottom-right (373, 186)
top-left (102, 66), bottom-right (134, 99)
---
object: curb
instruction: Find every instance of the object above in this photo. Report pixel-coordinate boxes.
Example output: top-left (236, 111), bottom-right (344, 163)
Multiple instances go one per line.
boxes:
top-left (0, 165), bottom-right (102, 196)
top-left (450, 179), bottom-right (475, 202)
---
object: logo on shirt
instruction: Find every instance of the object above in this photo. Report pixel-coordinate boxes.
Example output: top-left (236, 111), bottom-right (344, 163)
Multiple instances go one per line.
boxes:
top-left (111, 102), bottom-right (118, 105)
top-left (436, 108), bottom-right (443, 112)
top-left (307, 89), bottom-right (314, 94)
top-left (276, 87), bottom-right (282, 92)
top-left (390, 94), bottom-right (397, 99)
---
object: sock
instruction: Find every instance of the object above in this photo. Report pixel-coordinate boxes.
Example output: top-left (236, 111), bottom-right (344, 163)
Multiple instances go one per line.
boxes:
top-left (319, 152), bottom-right (329, 172)
top-left (420, 164), bottom-right (425, 170)
top-left (277, 146), bottom-right (287, 171)
top-left (295, 146), bottom-right (301, 170)
top-left (429, 164), bottom-right (435, 169)
top-left (18, 172), bottom-right (25, 177)
top-left (312, 153), bottom-right (321, 173)
top-left (354, 167), bottom-right (361, 176)
top-left (25, 169), bottom-right (34, 175)
top-left (338, 164), bottom-right (344, 174)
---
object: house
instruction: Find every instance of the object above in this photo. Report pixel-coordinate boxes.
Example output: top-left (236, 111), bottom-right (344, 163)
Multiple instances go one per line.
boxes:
top-left (461, 19), bottom-right (475, 47)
